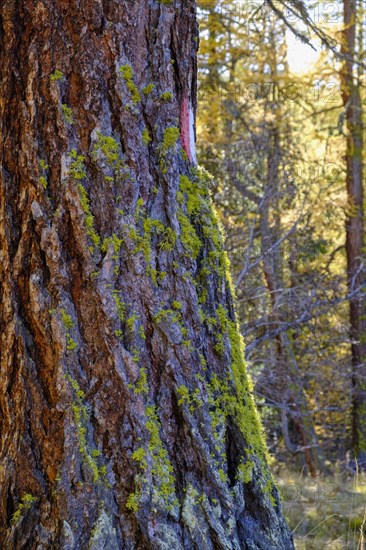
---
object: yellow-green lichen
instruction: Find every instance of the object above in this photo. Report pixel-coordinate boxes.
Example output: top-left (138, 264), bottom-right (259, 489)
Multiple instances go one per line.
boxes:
top-left (142, 83), bottom-right (155, 96)
top-left (11, 494), bottom-right (37, 525)
top-left (119, 65), bottom-right (141, 105)
top-left (177, 385), bottom-right (190, 406)
top-left (129, 217), bottom-right (167, 283)
top-left (159, 91), bottom-right (173, 102)
top-left (101, 233), bottom-right (123, 261)
top-left (236, 460), bottom-right (254, 484)
top-left (145, 406), bottom-right (178, 507)
top-left (126, 313), bottom-right (140, 333)
top-left (177, 211), bottom-right (202, 259)
top-left (69, 149), bottom-right (87, 180)
top-left (175, 166), bottom-right (275, 499)
top-left (62, 104), bottom-right (74, 125)
top-left (127, 406), bottom-right (178, 514)
top-left (39, 176), bottom-right (47, 189)
top-left (50, 69), bottom-right (64, 82)
top-left (113, 291), bottom-right (126, 322)
top-left (161, 126), bottom-right (180, 153)
top-left (92, 133), bottom-right (121, 165)
top-left (77, 183), bottom-right (101, 251)
top-left (66, 375), bottom-right (107, 484)
top-left (159, 227), bottom-right (177, 252)
top-left (131, 447), bottom-right (147, 468)
top-left (134, 368), bottom-right (149, 394)
top-left (126, 492), bottom-right (140, 513)
top-left (61, 309), bottom-right (74, 330)
top-left (39, 159), bottom-right (49, 188)
top-left (66, 336), bottom-right (77, 351)
top-left (142, 128), bottom-right (152, 145)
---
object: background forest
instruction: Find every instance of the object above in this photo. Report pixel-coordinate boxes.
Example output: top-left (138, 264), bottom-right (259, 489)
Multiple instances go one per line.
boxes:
top-left (197, 0), bottom-right (366, 547)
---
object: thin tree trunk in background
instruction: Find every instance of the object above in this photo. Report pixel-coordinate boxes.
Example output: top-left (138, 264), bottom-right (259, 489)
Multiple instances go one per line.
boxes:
top-left (260, 125), bottom-right (324, 476)
top-left (0, 1), bottom-right (293, 548)
top-left (340, 0), bottom-right (366, 463)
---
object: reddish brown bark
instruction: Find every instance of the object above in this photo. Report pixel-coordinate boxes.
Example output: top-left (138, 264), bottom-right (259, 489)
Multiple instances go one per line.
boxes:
top-left (0, 1), bottom-right (293, 548)
top-left (340, 0), bottom-right (366, 461)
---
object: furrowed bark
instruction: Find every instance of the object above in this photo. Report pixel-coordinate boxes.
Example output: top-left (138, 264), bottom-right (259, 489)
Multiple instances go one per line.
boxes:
top-left (0, 1), bottom-right (293, 548)
top-left (340, 0), bottom-right (366, 463)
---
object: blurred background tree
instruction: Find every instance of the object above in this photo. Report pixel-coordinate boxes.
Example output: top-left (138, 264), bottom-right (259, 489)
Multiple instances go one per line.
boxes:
top-left (197, 0), bottom-right (366, 474)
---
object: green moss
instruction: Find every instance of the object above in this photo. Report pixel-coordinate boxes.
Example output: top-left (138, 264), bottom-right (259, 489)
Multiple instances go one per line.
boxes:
top-left (158, 0), bottom-right (173, 4)
top-left (142, 83), bottom-right (155, 96)
top-left (62, 104), bottom-right (74, 125)
top-left (142, 128), bottom-right (152, 145)
top-left (39, 159), bottom-right (49, 171)
top-left (50, 69), bottom-right (64, 82)
top-left (119, 65), bottom-right (141, 105)
top-left (172, 300), bottom-right (182, 310)
top-left (11, 494), bottom-right (37, 525)
top-left (159, 91), bottom-right (173, 102)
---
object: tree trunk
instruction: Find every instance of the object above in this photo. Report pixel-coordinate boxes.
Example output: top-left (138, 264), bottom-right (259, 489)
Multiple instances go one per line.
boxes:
top-left (340, 0), bottom-right (366, 463)
top-left (0, 1), bottom-right (293, 548)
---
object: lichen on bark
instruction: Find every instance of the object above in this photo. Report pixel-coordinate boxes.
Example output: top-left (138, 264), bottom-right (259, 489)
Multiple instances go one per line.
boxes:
top-left (0, 0), bottom-right (293, 548)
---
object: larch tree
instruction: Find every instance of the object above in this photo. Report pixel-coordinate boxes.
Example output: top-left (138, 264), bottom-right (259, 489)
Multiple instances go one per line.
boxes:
top-left (0, 1), bottom-right (293, 549)
top-left (340, 0), bottom-right (366, 463)
top-left (197, 0), bottom-right (328, 474)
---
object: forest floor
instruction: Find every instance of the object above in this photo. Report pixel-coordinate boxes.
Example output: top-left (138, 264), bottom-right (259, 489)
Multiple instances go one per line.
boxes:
top-left (275, 467), bottom-right (366, 549)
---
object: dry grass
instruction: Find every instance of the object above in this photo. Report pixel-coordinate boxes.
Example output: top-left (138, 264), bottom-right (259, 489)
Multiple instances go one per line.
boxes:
top-left (275, 466), bottom-right (366, 549)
